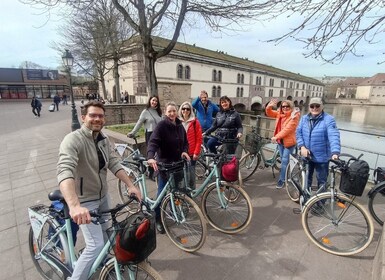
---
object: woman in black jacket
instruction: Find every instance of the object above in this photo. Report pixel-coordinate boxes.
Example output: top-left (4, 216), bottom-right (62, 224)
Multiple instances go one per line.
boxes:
top-left (147, 101), bottom-right (190, 233)
top-left (203, 96), bottom-right (243, 153)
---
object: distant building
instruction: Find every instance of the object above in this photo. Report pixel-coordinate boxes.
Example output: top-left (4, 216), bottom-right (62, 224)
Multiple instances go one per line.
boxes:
top-left (356, 73), bottom-right (385, 101)
top-left (0, 68), bottom-right (68, 99)
top-left (102, 37), bottom-right (324, 111)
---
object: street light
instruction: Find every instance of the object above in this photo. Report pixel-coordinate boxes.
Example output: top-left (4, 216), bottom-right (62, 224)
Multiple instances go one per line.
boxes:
top-left (62, 49), bottom-right (81, 131)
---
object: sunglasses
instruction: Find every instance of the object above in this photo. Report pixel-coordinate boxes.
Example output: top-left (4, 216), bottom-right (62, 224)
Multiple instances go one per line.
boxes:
top-left (309, 104), bottom-right (321, 109)
top-left (181, 107), bottom-right (191, 111)
top-left (281, 105), bottom-right (290, 109)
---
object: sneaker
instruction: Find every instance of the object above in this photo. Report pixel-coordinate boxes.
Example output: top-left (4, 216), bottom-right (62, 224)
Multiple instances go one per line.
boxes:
top-left (276, 182), bottom-right (284, 189)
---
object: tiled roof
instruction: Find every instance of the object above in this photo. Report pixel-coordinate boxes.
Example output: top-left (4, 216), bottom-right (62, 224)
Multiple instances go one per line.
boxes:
top-left (359, 73), bottom-right (385, 86)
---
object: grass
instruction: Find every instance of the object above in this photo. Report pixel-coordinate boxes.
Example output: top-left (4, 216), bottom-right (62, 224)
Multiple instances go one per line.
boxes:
top-left (104, 124), bottom-right (145, 137)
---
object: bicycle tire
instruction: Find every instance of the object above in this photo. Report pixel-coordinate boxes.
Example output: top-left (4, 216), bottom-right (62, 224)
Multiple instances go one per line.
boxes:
top-left (285, 159), bottom-right (304, 202)
top-left (302, 192), bottom-right (374, 256)
top-left (118, 164), bottom-right (141, 213)
top-left (160, 193), bottom-right (207, 252)
top-left (29, 219), bottom-right (70, 280)
top-left (239, 152), bottom-right (261, 181)
top-left (99, 259), bottom-right (163, 280)
top-left (368, 181), bottom-right (385, 226)
top-left (273, 155), bottom-right (281, 171)
top-left (201, 181), bottom-right (253, 234)
top-left (115, 144), bottom-right (136, 160)
top-left (195, 157), bottom-right (209, 180)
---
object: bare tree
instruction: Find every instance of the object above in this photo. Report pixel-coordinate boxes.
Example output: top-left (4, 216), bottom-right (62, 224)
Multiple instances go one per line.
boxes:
top-left (21, 0), bottom-right (271, 96)
top-left (253, 0), bottom-right (385, 64)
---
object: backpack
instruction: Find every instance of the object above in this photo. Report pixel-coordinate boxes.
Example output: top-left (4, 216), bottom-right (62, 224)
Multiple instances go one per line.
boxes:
top-left (221, 156), bottom-right (239, 182)
top-left (339, 159), bottom-right (370, 196)
top-left (114, 209), bottom-right (156, 265)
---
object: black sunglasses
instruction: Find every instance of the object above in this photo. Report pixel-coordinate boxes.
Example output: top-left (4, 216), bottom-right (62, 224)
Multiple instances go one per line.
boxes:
top-left (310, 104), bottom-right (321, 109)
top-left (181, 107), bottom-right (191, 111)
top-left (281, 105), bottom-right (290, 108)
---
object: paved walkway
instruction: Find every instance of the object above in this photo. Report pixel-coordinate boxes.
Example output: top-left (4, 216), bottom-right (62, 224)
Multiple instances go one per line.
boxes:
top-left (0, 101), bottom-right (381, 280)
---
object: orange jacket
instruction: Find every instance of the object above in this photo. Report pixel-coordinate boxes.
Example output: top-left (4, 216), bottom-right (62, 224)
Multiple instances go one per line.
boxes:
top-left (265, 106), bottom-right (300, 148)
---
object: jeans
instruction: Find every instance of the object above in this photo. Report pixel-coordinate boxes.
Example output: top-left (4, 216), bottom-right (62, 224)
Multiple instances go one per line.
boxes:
top-left (188, 160), bottom-right (196, 190)
top-left (155, 174), bottom-right (167, 218)
top-left (69, 195), bottom-right (111, 280)
top-left (307, 161), bottom-right (329, 190)
top-left (207, 136), bottom-right (221, 153)
top-left (277, 144), bottom-right (295, 185)
top-left (32, 107), bottom-right (41, 117)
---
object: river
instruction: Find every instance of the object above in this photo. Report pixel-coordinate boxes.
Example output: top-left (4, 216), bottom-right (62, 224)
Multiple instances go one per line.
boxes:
top-left (322, 104), bottom-right (385, 168)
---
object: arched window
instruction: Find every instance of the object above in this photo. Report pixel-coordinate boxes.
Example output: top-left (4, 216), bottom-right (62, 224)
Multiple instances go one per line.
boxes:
top-left (212, 70), bottom-right (217, 81)
top-left (177, 64), bottom-right (183, 79)
top-left (185, 65), bottom-right (191, 80)
top-left (212, 86), bottom-right (217, 97)
top-left (236, 87), bottom-right (240, 97)
top-left (217, 86), bottom-right (221, 97)
top-left (240, 87), bottom-right (244, 97)
top-left (237, 73), bottom-right (241, 83)
top-left (218, 71), bottom-right (222, 82)
top-left (241, 74), bottom-right (244, 84)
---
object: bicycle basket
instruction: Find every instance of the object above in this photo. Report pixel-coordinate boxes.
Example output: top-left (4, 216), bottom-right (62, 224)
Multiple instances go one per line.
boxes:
top-left (107, 209), bottom-right (156, 265)
top-left (245, 132), bottom-right (262, 154)
top-left (220, 155), bottom-right (239, 182)
top-left (339, 159), bottom-right (370, 196)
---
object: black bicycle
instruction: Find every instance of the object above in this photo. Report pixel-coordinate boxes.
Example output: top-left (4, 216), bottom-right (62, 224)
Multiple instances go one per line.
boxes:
top-left (368, 167), bottom-right (385, 225)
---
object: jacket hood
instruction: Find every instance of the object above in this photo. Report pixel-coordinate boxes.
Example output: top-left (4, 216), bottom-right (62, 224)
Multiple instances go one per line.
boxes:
top-left (178, 101), bottom-right (196, 122)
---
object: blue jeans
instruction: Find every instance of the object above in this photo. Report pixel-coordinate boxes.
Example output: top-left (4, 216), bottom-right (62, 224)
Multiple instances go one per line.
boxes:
top-left (207, 136), bottom-right (221, 153)
top-left (277, 144), bottom-right (295, 185)
top-left (307, 161), bottom-right (329, 190)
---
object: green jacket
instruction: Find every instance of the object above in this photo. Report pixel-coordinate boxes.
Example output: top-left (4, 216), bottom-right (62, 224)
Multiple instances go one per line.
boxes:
top-left (57, 125), bottom-right (122, 203)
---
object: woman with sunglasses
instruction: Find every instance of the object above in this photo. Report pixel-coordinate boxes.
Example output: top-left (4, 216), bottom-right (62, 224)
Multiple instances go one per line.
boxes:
top-left (265, 99), bottom-right (300, 189)
top-left (296, 97), bottom-right (341, 192)
top-left (178, 101), bottom-right (203, 189)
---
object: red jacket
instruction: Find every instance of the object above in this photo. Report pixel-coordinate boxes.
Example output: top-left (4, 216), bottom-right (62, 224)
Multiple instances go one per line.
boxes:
top-left (265, 106), bottom-right (300, 148)
top-left (186, 118), bottom-right (203, 156)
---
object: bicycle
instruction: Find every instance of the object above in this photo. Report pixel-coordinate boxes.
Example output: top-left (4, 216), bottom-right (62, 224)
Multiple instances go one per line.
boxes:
top-left (367, 167), bottom-right (385, 225)
top-left (301, 155), bottom-right (374, 256)
top-left (28, 190), bottom-right (162, 280)
top-left (118, 156), bottom-right (207, 252)
top-left (238, 129), bottom-right (281, 181)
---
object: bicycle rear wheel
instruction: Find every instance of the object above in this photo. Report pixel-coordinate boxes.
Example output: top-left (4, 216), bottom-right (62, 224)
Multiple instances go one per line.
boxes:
top-left (285, 159), bottom-right (303, 202)
top-left (115, 143), bottom-right (136, 160)
top-left (99, 259), bottom-right (163, 280)
top-left (201, 182), bottom-right (253, 234)
top-left (238, 152), bottom-right (260, 181)
top-left (160, 193), bottom-right (207, 252)
top-left (368, 182), bottom-right (385, 226)
top-left (302, 193), bottom-right (374, 256)
top-left (29, 219), bottom-right (69, 280)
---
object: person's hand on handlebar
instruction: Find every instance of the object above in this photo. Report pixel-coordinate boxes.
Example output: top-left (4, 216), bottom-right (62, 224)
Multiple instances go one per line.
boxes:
top-left (271, 136), bottom-right (278, 144)
top-left (300, 146), bottom-right (311, 158)
top-left (331, 154), bottom-right (339, 160)
top-left (147, 158), bottom-right (158, 172)
top-left (181, 152), bottom-right (191, 161)
top-left (236, 133), bottom-right (242, 139)
top-left (70, 205), bottom-right (91, 225)
top-left (127, 132), bottom-right (134, 138)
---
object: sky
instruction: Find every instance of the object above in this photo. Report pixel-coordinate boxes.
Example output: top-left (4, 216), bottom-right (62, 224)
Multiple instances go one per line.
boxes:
top-left (1, 0), bottom-right (384, 78)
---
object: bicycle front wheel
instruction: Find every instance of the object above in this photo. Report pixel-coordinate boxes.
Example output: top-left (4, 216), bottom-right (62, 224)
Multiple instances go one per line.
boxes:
top-left (368, 181), bottom-right (385, 226)
top-left (201, 181), bottom-right (253, 234)
top-left (99, 259), bottom-right (163, 280)
top-left (285, 159), bottom-right (304, 202)
top-left (29, 219), bottom-right (69, 280)
top-left (302, 193), bottom-right (374, 256)
top-left (239, 152), bottom-right (260, 181)
top-left (160, 193), bottom-right (207, 252)
top-left (115, 143), bottom-right (136, 160)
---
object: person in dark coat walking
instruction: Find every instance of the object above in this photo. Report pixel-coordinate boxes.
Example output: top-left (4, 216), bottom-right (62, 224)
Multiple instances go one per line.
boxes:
top-left (53, 94), bottom-right (61, 111)
top-left (31, 96), bottom-right (42, 118)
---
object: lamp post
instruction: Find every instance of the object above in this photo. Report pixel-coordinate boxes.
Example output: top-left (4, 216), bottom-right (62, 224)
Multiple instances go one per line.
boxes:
top-left (62, 49), bottom-right (81, 131)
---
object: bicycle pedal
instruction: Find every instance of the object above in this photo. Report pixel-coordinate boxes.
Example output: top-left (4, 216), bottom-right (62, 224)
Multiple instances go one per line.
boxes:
top-left (292, 208), bottom-right (301, 215)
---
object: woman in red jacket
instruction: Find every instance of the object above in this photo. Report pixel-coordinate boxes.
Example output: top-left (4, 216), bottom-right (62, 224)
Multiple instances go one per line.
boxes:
top-left (265, 99), bottom-right (300, 189)
top-left (178, 101), bottom-right (203, 189)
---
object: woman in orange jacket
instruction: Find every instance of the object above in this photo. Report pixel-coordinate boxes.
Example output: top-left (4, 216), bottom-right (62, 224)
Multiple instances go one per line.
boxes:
top-left (265, 99), bottom-right (300, 189)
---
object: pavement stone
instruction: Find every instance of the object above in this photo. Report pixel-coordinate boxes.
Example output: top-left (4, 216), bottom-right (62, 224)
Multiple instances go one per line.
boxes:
top-left (0, 101), bottom-right (381, 280)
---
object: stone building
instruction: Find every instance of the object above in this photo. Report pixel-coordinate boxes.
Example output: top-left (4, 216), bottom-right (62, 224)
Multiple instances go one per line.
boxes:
top-left (102, 37), bottom-right (324, 111)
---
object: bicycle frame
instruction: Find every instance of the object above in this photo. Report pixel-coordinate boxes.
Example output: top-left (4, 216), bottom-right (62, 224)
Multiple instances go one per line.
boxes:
top-left (28, 206), bottom-right (139, 280)
top-left (259, 143), bottom-right (280, 168)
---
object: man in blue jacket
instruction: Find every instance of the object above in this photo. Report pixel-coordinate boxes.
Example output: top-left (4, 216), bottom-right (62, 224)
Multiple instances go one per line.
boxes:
top-left (296, 97), bottom-right (341, 190)
top-left (192, 90), bottom-right (219, 132)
